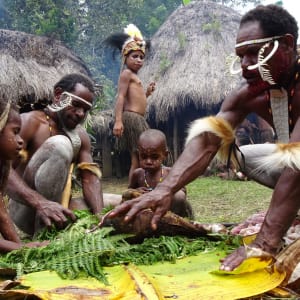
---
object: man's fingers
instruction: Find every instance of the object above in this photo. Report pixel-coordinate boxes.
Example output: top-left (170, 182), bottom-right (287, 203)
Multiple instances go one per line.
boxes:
top-left (39, 207), bottom-right (76, 229)
top-left (219, 247), bottom-right (246, 271)
top-left (40, 215), bottom-right (52, 228)
top-left (108, 201), bottom-right (134, 218)
top-left (151, 208), bottom-right (165, 231)
top-left (123, 201), bottom-right (147, 222)
top-left (62, 208), bottom-right (77, 221)
top-left (48, 212), bottom-right (67, 229)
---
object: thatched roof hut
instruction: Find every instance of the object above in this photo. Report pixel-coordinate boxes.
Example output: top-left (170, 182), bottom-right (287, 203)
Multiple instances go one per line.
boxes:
top-left (0, 29), bottom-right (91, 110)
top-left (139, 1), bottom-right (242, 158)
top-left (91, 109), bottom-right (118, 177)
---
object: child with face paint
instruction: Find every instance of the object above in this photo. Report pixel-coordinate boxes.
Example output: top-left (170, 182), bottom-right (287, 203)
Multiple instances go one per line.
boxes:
top-left (124, 129), bottom-right (194, 219)
top-left (0, 90), bottom-right (47, 251)
top-left (105, 24), bottom-right (156, 183)
top-left (107, 5), bottom-right (300, 272)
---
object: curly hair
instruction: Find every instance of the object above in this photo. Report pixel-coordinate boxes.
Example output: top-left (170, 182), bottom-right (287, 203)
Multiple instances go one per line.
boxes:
top-left (54, 73), bottom-right (95, 94)
top-left (240, 4), bottom-right (298, 49)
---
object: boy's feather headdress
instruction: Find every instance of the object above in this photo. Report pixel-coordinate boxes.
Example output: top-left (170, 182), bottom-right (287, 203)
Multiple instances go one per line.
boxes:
top-left (122, 24), bottom-right (146, 56)
top-left (105, 24), bottom-right (148, 58)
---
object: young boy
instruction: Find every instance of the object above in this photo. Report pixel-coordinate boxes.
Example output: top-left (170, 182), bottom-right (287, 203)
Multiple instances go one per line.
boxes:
top-left (105, 24), bottom-right (155, 182)
top-left (0, 95), bottom-right (46, 252)
top-left (124, 129), bottom-right (194, 219)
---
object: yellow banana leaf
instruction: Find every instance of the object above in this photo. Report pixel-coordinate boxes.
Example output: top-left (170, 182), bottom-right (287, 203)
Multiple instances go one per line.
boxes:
top-left (212, 256), bottom-right (274, 275)
top-left (140, 251), bottom-right (285, 300)
top-left (3, 250), bottom-right (285, 300)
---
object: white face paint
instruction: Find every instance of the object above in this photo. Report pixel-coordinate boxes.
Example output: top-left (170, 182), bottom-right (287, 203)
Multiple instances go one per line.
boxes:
top-left (230, 35), bottom-right (282, 85)
top-left (248, 41), bottom-right (279, 85)
top-left (48, 92), bottom-right (92, 112)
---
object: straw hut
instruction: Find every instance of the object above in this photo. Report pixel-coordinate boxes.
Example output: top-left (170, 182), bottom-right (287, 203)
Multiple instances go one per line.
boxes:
top-left (0, 29), bottom-right (91, 110)
top-left (139, 1), bottom-right (242, 159)
top-left (91, 109), bottom-right (117, 178)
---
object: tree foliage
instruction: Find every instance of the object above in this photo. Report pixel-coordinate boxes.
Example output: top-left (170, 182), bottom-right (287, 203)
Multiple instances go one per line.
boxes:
top-left (0, 0), bottom-right (263, 109)
top-left (0, 0), bottom-right (80, 46)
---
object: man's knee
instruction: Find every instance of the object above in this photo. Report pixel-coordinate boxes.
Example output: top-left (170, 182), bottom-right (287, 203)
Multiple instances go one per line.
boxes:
top-left (42, 135), bottom-right (74, 161)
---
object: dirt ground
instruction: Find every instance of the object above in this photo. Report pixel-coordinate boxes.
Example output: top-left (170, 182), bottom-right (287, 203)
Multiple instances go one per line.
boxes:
top-left (102, 177), bottom-right (128, 194)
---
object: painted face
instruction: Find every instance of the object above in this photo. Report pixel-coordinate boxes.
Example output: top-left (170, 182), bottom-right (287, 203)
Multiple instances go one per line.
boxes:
top-left (235, 21), bottom-right (291, 88)
top-left (57, 83), bottom-right (94, 130)
top-left (125, 50), bottom-right (145, 73)
top-left (138, 139), bottom-right (168, 172)
top-left (0, 109), bottom-right (23, 161)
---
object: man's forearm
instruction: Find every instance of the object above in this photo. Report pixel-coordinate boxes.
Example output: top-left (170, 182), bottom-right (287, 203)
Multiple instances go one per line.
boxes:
top-left (7, 168), bottom-right (40, 209)
top-left (82, 175), bottom-right (104, 214)
top-left (0, 198), bottom-right (21, 243)
top-left (254, 169), bottom-right (300, 254)
top-left (159, 133), bottom-right (220, 194)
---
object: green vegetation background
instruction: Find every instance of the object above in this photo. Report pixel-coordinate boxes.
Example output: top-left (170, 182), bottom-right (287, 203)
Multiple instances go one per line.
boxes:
top-left (102, 176), bottom-right (272, 224)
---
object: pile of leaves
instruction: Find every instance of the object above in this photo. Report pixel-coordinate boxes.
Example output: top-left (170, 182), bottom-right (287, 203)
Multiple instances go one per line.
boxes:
top-left (0, 211), bottom-right (240, 284)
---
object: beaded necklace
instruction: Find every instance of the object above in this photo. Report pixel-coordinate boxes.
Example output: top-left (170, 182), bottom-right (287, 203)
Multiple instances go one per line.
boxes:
top-left (144, 165), bottom-right (164, 191)
top-left (267, 58), bottom-right (300, 137)
top-left (44, 110), bottom-right (53, 137)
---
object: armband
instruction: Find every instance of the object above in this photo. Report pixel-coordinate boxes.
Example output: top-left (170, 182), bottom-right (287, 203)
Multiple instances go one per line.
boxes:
top-left (185, 116), bottom-right (236, 165)
top-left (77, 162), bottom-right (102, 179)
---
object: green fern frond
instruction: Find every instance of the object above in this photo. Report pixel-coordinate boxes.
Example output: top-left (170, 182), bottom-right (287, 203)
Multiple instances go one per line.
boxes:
top-left (0, 212), bottom-right (236, 284)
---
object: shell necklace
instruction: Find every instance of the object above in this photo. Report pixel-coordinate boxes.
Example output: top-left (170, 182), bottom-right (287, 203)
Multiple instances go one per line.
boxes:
top-left (45, 113), bottom-right (53, 136)
top-left (144, 165), bottom-right (164, 191)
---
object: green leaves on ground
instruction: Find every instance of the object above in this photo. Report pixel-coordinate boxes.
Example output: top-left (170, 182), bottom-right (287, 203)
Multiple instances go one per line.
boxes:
top-left (0, 212), bottom-right (240, 284)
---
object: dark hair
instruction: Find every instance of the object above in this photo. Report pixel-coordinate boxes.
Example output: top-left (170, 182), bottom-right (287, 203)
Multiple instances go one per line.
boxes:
top-left (139, 129), bottom-right (167, 147)
top-left (240, 4), bottom-right (298, 49)
top-left (54, 73), bottom-right (95, 94)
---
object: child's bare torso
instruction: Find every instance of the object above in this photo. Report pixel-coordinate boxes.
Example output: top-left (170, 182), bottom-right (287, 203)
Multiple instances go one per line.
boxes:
top-left (124, 72), bottom-right (147, 116)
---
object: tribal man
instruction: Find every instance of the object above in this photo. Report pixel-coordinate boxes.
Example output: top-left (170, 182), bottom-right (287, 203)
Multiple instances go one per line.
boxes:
top-left (107, 4), bottom-right (300, 271)
top-left (7, 73), bottom-right (103, 236)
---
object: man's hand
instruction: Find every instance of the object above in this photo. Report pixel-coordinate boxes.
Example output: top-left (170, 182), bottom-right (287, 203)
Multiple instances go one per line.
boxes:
top-left (108, 186), bottom-right (173, 230)
top-left (220, 246), bottom-right (248, 271)
top-left (35, 200), bottom-right (76, 229)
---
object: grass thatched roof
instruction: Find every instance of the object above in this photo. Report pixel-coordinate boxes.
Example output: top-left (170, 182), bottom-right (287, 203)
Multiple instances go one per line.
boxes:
top-left (0, 29), bottom-right (91, 107)
top-left (91, 109), bottom-right (114, 137)
top-left (139, 1), bottom-right (242, 123)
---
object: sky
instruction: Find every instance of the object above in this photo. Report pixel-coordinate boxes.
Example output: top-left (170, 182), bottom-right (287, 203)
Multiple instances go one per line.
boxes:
top-left (238, 0), bottom-right (300, 42)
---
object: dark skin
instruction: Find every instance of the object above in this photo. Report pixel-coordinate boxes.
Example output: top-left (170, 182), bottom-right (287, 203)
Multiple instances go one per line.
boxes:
top-left (107, 20), bottom-right (300, 270)
top-left (0, 110), bottom-right (47, 252)
top-left (113, 50), bottom-right (155, 181)
top-left (129, 131), bottom-right (186, 204)
top-left (129, 132), bottom-right (169, 192)
top-left (7, 83), bottom-right (103, 231)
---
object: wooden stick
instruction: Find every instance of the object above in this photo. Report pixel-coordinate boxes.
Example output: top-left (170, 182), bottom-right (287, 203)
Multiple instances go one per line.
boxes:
top-left (61, 163), bottom-right (74, 208)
